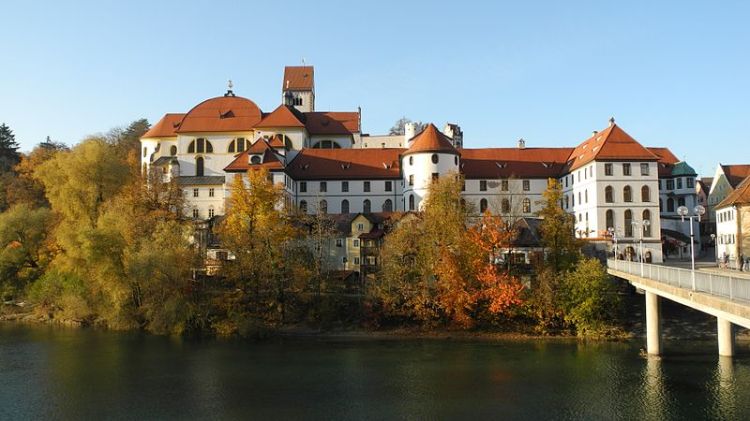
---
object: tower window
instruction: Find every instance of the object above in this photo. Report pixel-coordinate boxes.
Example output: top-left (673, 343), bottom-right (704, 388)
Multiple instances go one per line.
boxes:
top-left (431, 154), bottom-right (439, 164)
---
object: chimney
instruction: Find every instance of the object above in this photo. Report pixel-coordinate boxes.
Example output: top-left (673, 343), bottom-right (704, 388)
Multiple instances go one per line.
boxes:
top-left (609, 117), bottom-right (615, 126)
top-left (518, 138), bottom-right (526, 149)
top-left (592, 130), bottom-right (598, 136)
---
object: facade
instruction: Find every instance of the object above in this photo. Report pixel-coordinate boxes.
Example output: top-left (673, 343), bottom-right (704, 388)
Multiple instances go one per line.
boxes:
top-left (707, 165), bottom-right (750, 226)
top-left (715, 175), bottom-right (750, 268)
top-left (142, 65), bottom-right (701, 268)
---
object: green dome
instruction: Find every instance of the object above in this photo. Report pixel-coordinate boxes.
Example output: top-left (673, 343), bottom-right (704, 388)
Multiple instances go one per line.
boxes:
top-left (671, 161), bottom-right (697, 177)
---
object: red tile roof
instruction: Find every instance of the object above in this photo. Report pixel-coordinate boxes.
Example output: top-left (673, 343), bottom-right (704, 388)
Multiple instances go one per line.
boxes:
top-left (142, 113), bottom-right (185, 138)
top-left (176, 96), bottom-right (262, 133)
top-left (717, 175), bottom-right (750, 208)
top-left (255, 105), bottom-right (305, 129)
top-left (404, 123), bottom-right (458, 155)
top-left (567, 123), bottom-right (658, 171)
top-left (283, 66), bottom-right (314, 90)
top-left (224, 141), bottom-right (284, 172)
top-left (461, 147), bottom-right (573, 179)
top-left (304, 112), bottom-right (360, 135)
top-left (721, 164), bottom-right (750, 188)
top-left (267, 134), bottom-right (287, 149)
top-left (286, 148), bottom-right (402, 180)
top-left (648, 147), bottom-right (680, 177)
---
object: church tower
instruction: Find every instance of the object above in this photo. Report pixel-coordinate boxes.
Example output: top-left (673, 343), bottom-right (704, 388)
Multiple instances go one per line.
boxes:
top-left (402, 124), bottom-right (460, 211)
top-left (282, 66), bottom-right (315, 112)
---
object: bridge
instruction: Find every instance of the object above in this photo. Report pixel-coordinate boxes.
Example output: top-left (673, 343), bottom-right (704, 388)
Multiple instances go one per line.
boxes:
top-left (607, 259), bottom-right (750, 357)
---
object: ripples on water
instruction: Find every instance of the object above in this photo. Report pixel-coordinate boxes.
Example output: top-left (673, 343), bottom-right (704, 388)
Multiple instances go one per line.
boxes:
top-left (1, 324), bottom-right (749, 420)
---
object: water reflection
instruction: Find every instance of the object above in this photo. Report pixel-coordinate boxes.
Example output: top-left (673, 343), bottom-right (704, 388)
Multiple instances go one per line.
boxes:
top-left (711, 356), bottom-right (736, 419)
top-left (641, 357), bottom-right (668, 421)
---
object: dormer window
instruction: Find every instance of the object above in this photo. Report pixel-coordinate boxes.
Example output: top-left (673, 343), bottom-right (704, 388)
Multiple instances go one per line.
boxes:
top-left (250, 155), bottom-right (262, 165)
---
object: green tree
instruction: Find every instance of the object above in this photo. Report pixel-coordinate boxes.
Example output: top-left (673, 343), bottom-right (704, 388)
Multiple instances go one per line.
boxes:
top-left (0, 123), bottom-right (20, 173)
top-left (561, 258), bottom-right (620, 335)
top-left (0, 204), bottom-right (54, 298)
top-left (6, 138), bottom-right (68, 207)
top-left (538, 178), bottom-right (581, 272)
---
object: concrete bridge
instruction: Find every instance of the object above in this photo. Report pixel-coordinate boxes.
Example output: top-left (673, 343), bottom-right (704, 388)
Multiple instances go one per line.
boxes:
top-left (607, 259), bottom-right (750, 357)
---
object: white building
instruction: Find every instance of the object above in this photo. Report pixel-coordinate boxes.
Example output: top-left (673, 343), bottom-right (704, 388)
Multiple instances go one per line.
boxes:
top-left (142, 65), bottom-right (702, 266)
top-left (715, 175), bottom-right (750, 268)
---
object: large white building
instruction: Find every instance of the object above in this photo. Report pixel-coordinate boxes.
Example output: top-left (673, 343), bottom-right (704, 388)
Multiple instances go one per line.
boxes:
top-left (142, 66), bottom-right (701, 266)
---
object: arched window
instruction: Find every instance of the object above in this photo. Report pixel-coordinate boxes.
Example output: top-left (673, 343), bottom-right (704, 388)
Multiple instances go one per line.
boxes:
top-left (480, 198), bottom-right (488, 213)
top-left (522, 198), bottom-right (531, 213)
top-left (311, 140), bottom-right (342, 149)
top-left (143, 147), bottom-right (147, 157)
top-left (409, 194), bottom-right (415, 211)
top-left (363, 199), bottom-right (371, 214)
top-left (409, 156), bottom-right (413, 166)
top-left (250, 155), bottom-right (262, 165)
top-left (170, 145), bottom-right (177, 156)
top-left (188, 138), bottom-right (213, 154)
top-left (341, 199), bottom-right (350, 214)
top-left (501, 198), bottom-right (510, 213)
top-left (383, 199), bottom-right (393, 212)
top-left (431, 154), bottom-right (439, 164)
top-left (624, 210), bottom-right (633, 236)
top-left (319, 200), bottom-right (328, 214)
top-left (228, 138), bottom-right (247, 153)
top-left (667, 198), bottom-right (675, 212)
top-left (606, 209), bottom-right (614, 230)
top-left (643, 210), bottom-right (652, 237)
top-left (623, 186), bottom-right (632, 202)
top-left (299, 200), bottom-right (307, 213)
top-left (641, 185), bottom-right (650, 202)
top-left (195, 156), bottom-right (204, 177)
top-left (605, 186), bottom-right (614, 203)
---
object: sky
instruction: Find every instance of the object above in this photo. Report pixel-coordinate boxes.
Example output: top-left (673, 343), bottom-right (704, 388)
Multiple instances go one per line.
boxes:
top-left (1, 0), bottom-right (748, 177)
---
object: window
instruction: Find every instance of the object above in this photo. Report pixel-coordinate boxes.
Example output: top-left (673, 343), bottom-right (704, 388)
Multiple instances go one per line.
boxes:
top-left (409, 156), bottom-right (413, 166)
top-left (228, 138), bottom-right (247, 153)
top-left (565, 195), bottom-right (569, 208)
top-left (143, 147), bottom-right (147, 157)
top-left (320, 181), bottom-right (327, 193)
top-left (640, 163), bottom-right (649, 176)
top-left (209, 188), bottom-right (215, 197)
top-left (666, 179), bottom-right (674, 190)
top-left (431, 154), bottom-right (439, 164)
top-left (480, 180), bottom-right (487, 191)
top-left (193, 188), bottom-right (199, 197)
top-left (641, 185), bottom-right (650, 202)
top-left (523, 180), bottom-right (530, 191)
top-left (623, 163), bottom-right (631, 176)
top-left (383, 199), bottom-right (393, 212)
top-left (385, 181), bottom-right (392, 192)
top-left (643, 210), bottom-right (652, 237)
top-left (299, 200), bottom-right (307, 213)
top-left (311, 140), bottom-right (342, 149)
top-left (677, 178), bottom-right (683, 189)
top-left (678, 197), bottom-right (685, 207)
top-left (605, 186), bottom-right (614, 203)
top-left (363, 199), bottom-right (371, 213)
top-left (354, 257), bottom-right (360, 265)
top-left (585, 189), bottom-right (588, 203)
top-left (192, 209), bottom-right (199, 218)
top-left (341, 199), bottom-right (349, 214)
top-left (606, 210), bottom-right (614, 230)
top-left (623, 186), bottom-right (632, 202)
top-left (455, 156), bottom-right (459, 165)
top-left (300, 182), bottom-right (307, 192)
top-left (364, 181), bottom-right (371, 192)
top-left (342, 181), bottom-right (349, 192)
top-left (187, 138), bottom-right (213, 154)
top-left (195, 156), bottom-right (204, 176)
top-left (624, 210), bottom-right (633, 236)
top-left (250, 155), bottom-right (262, 165)
top-left (578, 192), bottom-right (581, 204)
top-left (336, 239), bottom-right (343, 247)
top-left (687, 178), bottom-right (694, 188)
top-left (667, 198), bottom-right (675, 212)
top-left (409, 194), bottom-right (415, 211)
top-left (353, 239), bottom-right (360, 248)
top-left (208, 208), bottom-right (215, 218)
top-left (170, 145), bottom-right (177, 156)
top-left (408, 175), bottom-right (414, 186)
top-left (502, 198), bottom-right (510, 213)
top-left (501, 180), bottom-right (508, 191)
top-left (522, 198), bottom-right (531, 213)
top-left (431, 173), bottom-right (439, 182)
top-left (480, 198), bottom-right (488, 213)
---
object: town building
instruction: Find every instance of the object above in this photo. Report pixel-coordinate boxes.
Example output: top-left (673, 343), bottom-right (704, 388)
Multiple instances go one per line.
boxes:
top-left (141, 65), bottom-right (700, 270)
top-left (715, 175), bottom-right (750, 269)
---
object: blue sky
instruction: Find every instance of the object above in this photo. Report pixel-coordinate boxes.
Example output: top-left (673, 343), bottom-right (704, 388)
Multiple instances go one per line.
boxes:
top-left (2, 0), bottom-right (748, 176)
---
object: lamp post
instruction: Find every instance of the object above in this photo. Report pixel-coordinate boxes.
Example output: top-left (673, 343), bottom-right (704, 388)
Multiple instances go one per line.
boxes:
top-left (678, 204), bottom-right (706, 291)
top-left (710, 233), bottom-right (717, 263)
top-left (608, 227), bottom-right (618, 259)
top-left (632, 221), bottom-right (644, 277)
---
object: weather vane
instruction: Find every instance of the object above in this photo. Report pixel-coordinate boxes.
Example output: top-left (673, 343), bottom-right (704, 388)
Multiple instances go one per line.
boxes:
top-left (228, 79), bottom-right (233, 90)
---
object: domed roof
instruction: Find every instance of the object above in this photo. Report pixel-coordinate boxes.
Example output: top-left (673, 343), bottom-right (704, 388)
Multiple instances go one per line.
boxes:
top-left (403, 123), bottom-right (458, 155)
top-left (176, 95), bottom-right (262, 133)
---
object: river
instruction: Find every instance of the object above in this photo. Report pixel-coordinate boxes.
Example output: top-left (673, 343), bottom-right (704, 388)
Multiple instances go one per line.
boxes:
top-left (1, 324), bottom-right (749, 420)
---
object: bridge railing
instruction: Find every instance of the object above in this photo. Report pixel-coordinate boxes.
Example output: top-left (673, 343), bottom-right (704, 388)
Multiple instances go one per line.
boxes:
top-left (606, 259), bottom-right (750, 303)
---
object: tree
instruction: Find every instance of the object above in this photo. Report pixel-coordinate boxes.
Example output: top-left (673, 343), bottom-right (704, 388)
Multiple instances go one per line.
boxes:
top-left (6, 138), bottom-right (68, 208)
top-left (0, 204), bottom-right (54, 298)
top-left (561, 258), bottom-right (620, 335)
top-left (0, 123), bottom-right (20, 173)
top-left (388, 117), bottom-right (426, 136)
top-left (538, 178), bottom-right (581, 273)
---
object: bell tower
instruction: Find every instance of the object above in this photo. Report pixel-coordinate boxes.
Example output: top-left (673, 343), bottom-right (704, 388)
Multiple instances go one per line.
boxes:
top-left (282, 66), bottom-right (315, 112)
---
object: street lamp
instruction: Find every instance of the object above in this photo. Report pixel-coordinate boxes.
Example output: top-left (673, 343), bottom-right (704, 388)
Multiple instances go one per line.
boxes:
top-left (608, 227), bottom-right (618, 259)
top-left (710, 233), bottom-right (717, 263)
top-left (678, 204), bottom-right (705, 291)
top-left (632, 221), bottom-right (645, 277)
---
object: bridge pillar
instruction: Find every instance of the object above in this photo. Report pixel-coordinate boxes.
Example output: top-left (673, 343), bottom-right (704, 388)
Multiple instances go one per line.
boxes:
top-left (717, 317), bottom-right (735, 357)
top-left (645, 291), bottom-right (662, 355)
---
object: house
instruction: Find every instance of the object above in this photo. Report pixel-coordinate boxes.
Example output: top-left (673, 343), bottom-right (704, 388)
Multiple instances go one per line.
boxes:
top-left (715, 175), bottom-right (750, 268)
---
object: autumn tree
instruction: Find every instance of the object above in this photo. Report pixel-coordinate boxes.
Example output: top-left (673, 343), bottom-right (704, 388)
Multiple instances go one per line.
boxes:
top-left (538, 178), bottom-right (581, 272)
top-left (0, 204), bottom-right (54, 298)
top-left (6, 138), bottom-right (68, 207)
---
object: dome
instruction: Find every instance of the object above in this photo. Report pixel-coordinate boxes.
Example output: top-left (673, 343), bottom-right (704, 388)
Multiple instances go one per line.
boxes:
top-left (403, 123), bottom-right (458, 155)
top-left (176, 95), bottom-right (263, 133)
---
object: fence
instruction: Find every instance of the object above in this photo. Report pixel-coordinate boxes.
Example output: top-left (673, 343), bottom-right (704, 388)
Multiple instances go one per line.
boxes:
top-left (607, 259), bottom-right (750, 303)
